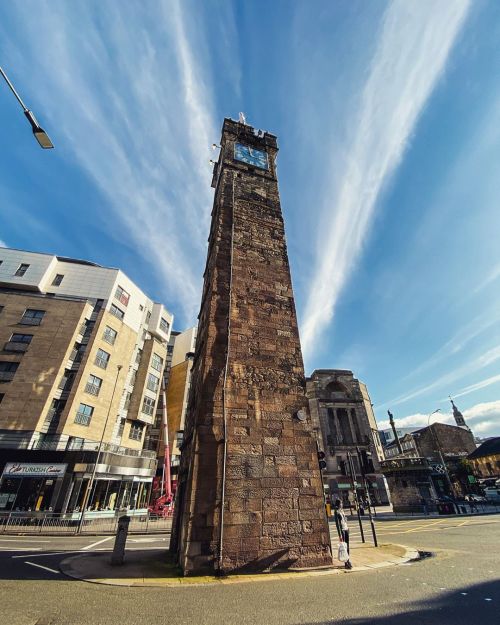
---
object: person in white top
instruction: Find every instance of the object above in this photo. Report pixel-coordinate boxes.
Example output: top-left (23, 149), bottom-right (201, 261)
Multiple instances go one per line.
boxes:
top-left (334, 498), bottom-right (352, 569)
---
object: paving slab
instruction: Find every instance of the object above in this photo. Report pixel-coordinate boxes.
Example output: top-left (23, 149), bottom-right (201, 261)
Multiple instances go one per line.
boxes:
top-left (59, 543), bottom-right (420, 587)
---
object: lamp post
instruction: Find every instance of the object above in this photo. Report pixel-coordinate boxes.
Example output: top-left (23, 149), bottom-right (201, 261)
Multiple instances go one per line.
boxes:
top-left (427, 409), bottom-right (454, 498)
top-left (77, 365), bottom-right (122, 533)
top-left (0, 65), bottom-right (54, 149)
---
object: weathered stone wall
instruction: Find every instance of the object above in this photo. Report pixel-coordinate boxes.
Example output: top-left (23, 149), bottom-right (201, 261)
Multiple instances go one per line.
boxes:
top-left (415, 423), bottom-right (476, 461)
top-left (171, 119), bottom-right (332, 575)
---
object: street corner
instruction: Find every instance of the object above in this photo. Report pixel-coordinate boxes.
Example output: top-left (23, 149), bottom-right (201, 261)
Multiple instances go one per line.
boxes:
top-left (58, 543), bottom-right (421, 587)
top-left (59, 549), bottom-right (187, 587)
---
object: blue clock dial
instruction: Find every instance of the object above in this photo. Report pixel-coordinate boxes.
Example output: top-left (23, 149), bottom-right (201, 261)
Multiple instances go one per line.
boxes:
top-left (234, 143), bottom-right (269, 170)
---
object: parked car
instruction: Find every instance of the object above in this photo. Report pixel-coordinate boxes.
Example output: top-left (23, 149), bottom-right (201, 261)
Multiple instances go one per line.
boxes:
top-left (465, 494), bottom-right (487, 503)
top-left (483, 488), bottom-right (500, 503)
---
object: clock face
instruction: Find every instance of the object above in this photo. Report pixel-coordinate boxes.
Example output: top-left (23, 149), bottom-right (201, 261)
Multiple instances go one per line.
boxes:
top-left (234, 143), bottom-right (269, 170)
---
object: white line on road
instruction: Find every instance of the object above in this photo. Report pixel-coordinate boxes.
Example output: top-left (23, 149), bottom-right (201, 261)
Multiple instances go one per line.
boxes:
top-left (0, 539), bottom-right (52, 543)
top-left (82, 536), bottom-right (113, 550)
top-left (0, 547), bottom-right (42, 551)
top-left (12, 551), bottom-right (84, 559)
top-left (24, 561), bottom-right (60, 574)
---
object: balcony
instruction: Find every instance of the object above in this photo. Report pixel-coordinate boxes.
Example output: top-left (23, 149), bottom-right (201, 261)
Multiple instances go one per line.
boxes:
top-left (380, 457), bottom-right (430, 472)
top-left (0, 371), bottom-right (16, 382)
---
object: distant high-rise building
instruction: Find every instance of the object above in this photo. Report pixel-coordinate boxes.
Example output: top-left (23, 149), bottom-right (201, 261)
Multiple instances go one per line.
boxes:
top-left (0, 247), bottom-right (172, 514)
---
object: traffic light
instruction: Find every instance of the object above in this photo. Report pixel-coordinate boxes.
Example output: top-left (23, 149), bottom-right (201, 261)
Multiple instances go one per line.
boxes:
top-left (317, 450), bottom-right (327, 471)
top-left (360, 450), bottom-right (375, 474)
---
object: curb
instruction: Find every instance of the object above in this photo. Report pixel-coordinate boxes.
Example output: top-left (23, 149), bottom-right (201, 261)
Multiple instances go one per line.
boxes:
top-left (59, 544), bottom-right (421, 587)
top-left (372, 510), bottom-right (500, 521)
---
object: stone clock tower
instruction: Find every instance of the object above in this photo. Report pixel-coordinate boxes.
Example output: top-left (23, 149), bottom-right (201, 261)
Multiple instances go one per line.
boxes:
top-left (171, 118), bottom-right (332, 575)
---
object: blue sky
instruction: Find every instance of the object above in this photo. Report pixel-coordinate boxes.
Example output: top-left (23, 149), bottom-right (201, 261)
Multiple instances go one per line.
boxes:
top-left (1, 1), bottom-right (500, 436)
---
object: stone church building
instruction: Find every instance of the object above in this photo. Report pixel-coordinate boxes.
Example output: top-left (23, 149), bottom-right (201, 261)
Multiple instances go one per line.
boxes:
top-left (306, 369), bottom-right (389, 506)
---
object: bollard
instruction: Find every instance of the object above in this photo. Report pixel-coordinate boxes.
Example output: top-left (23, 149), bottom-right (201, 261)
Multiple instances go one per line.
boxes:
top-left (111, 515), bottom-right (130, 566)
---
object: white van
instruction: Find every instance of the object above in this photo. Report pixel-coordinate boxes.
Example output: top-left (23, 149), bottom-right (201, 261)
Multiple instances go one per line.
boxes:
top-left (483, 487), bottom-right (500, 503)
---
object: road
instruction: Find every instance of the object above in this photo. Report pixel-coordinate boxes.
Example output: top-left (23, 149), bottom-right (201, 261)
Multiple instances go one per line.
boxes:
top-left (0, 515), bottom-right (499, 625)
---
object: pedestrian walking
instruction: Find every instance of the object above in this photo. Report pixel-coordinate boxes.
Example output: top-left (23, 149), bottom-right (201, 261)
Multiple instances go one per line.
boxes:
top-left (334, 498), bottom-right (352, 569)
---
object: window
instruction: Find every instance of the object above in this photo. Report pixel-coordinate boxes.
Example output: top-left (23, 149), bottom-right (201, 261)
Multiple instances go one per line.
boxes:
top-left (129, 421), bottom-right (144, 441)
top-left (160, 317), bottom-right (170, 333)
top-left (75, 403), bottom-right (94, 426)
top-left (135, 348), bottom-right (142, 364)
top-left (117, 418), bottom-right (126, 437)
top-left (94, 348), bottom-right (110, 369)
top-left (0, 393), bottom-right (4, 404)
top-left (130, 369), bottom-right (137, 386)
top-left (124, 392), bottom-right (132, 410)
top-left (146, 311), bottom-right (151, 324)
top-left (167, 345), bottom-right (174, 355)
top-left (102, 326), bottom-right (118, 345)
top-left (15, 263), bottom-right (30, 277)
top-left (0, 305), bottom-right (3, 314)
top-left (51, 274), bottom-right (64, 286)
top-left (5, 333), bottom-right (33, 352)
top-left (0, 362), bottom-right (19, 373)
top-left (110, 304), bottom-right (125, 320)
top-left (146, 373), bottom-right (159, 393)
top-left (142, 395), bottom-right (156, 416)
top-left (10, 333), bottom-right (33, 344)
top-left (151, 353), bottom-right (163, 372)
top-left (114, 285), bottom-right (130, 307)
top-left (20, 309), bottom-right (45, 325)
top-left (85, 374), bottom-right (102, 396)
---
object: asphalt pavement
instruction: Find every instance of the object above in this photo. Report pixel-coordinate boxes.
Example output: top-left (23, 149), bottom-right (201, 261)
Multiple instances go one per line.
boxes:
top-left (0, 515), bottom-right (499, 625)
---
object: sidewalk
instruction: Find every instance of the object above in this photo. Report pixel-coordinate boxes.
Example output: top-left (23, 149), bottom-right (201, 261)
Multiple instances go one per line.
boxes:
top-left (367, 505), bottom-right (500, 521)
top-left (59, 543), bottom-right (419, 587)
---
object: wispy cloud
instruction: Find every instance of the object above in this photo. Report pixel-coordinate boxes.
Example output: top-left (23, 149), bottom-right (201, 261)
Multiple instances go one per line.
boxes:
top-left (378, 400), bottom-right (500, 438)
top-left (301, 0), bottom-right (471, 360)
top-left (378, 344), bottom-right (500, 409)
top-left (401, 308), bottom-right (499, 382)
top-left (0, 0), bottom-right (221, 322)
top-left (473, 263), bottom-right (500, 295)
top-left (449, 374), bottom-right (500, 401)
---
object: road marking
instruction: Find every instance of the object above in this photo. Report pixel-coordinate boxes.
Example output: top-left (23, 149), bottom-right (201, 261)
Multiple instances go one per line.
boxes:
top-left (0, 547), bottom-right (42, 551)
top-left (24, 561), bottom-right (60, 574)
top-left (461, 593), bottom-right (468, 596)
top-left (0, 539), bottom-right (52, 543)
top-left (485, 598), bottom-right (492, 601)
top-left (82, 536), bottom-right (113, 550)
top-left (12, 550), bottom-right (84, 559)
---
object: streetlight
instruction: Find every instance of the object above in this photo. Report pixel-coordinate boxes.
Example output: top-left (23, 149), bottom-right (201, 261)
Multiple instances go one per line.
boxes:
top-left (77, 365), bottom-right (122, 533)
top-left (0, 66), bottom-right (54, 149)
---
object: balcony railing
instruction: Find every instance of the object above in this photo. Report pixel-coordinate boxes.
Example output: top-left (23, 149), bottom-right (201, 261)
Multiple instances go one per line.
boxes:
top-left (84, 383), bottom-right (100, 396)
top-left (380, 457), bottom-right (430, 471)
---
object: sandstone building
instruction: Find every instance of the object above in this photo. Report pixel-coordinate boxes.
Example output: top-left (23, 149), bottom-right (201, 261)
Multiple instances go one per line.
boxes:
top-left (0, 248), bottom-right (172, 513)
top-left (171, 118), bottom-right (332, 575)
top-left (306, 370), bottom-right (389, 506)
